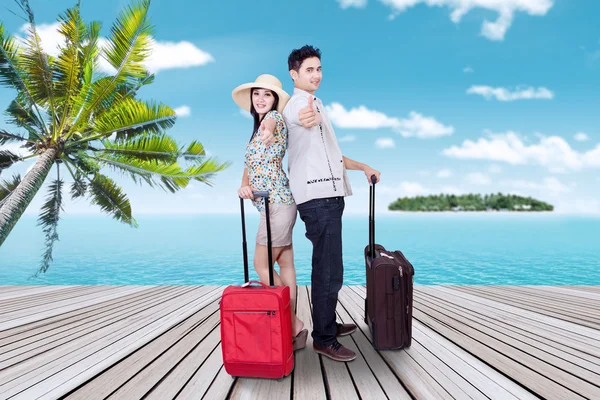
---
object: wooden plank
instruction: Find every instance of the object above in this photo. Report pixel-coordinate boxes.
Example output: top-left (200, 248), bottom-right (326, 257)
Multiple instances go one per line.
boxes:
top-left (539, 286), bottom-right (600, 302)
top-left (335, 291), bottom-right (412, 400)
top-left (0, 286), bottom-right (218, 399)
top-left (199, 364), bottom-right (236, 400)
top-left (414, 291), bottom-right (600, 383)
top-left (0, 286), bottom-right (151, 331)
top-left (0, 287), bottom-right (176, 363)
top-left (145, 322), bottom-right (222, 399)
top-left (436, 286), bottom-right (600, 344)
top-left (415, 290), bottom-right (600, 372)
top-left (334, 314), bottom-right (388, 400)
top-left (107, 308), bottom-right (222, 399)
top-left (453, 286), bottom-right (600, 329)
top-left (0, 286), bottom-right (188, 369)
top-left (0, 286), bottom-right (109, 314)
top-left (307, 287), bottom-right (359, 400)
top-left (292, 286), bottom-right (327, 400)
top-left (470, 286), bottom-right (600, 318)
top-left (412, 295), bottom-right (594, 399)
top-left (64, 288), bottom-right (222, 400)
top-left (0, 286), bottom-right (77, 302)
top-left (412, 322), bottom-right (538, 400)
top-left (174, 344), bottom-right (234, 400)
top-left (338, 287), bottom-right (452, 399)
top-left (0, 288), bottom-right (160, 342)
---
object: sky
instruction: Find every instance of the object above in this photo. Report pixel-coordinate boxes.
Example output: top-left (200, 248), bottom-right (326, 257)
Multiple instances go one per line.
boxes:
top-left (1, 0), bottom-right (599, 216)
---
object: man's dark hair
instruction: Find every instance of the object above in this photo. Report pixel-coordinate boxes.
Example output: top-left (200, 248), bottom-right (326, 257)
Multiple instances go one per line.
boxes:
top-left (288, 45), bottom-right (321, 72)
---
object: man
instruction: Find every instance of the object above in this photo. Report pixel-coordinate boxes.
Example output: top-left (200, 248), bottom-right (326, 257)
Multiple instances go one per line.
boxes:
top-left (281, 45), bottom-right (381, 362)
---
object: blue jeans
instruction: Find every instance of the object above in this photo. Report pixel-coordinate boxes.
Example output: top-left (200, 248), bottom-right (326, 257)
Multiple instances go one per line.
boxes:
top-left (297, 196), bottom-right (345, 346)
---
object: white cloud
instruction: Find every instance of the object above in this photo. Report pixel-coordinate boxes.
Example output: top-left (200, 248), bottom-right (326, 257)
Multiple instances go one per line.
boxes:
top-left (502, 177), bottom-right (571, 194)
top-left (174, 105), bottom-right (191, 117)
top-left (17, 23), bottom-right (214, 75)
top-left (375, 138), bottom-right (396, 149)
top-left (378, 0), bottom-right (553, 41)
top-left (337, 0), bottom-right (367, 8)
top-left (574, 132), bottom-right (589, 142)
top-left (436, 168), bottom-right (453, 178)
top-left (443, 131), bottom-right (600, 171)
top-left (325, 103), bottom-right (398, 129)
top-left (466, 172), bottom-right (492, 185)
top-left (396, 111), bottom-right (454, 138)
top-left (463, 66), bottom-right (474, 73)
top-left (488, 164), bottom-right (503, 174)
top-left (339, 135), bottom-right (356, 142)
top-left (467, 86), bottom-right (554, 101)
top-left (143, 38), bottom-right (214, 73)
top-left (326, 103), bottom-right (454, 139)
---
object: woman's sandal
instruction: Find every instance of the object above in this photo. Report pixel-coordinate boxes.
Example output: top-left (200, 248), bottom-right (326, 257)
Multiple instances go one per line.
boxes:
top-left (293, 329), bottom-right (308, 351)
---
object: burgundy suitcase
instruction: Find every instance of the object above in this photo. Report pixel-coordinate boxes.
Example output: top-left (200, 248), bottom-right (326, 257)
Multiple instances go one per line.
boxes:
top-left (364, 176), bottom-right (414, 350)
top-left (220, 192), bottom-right (294, 379)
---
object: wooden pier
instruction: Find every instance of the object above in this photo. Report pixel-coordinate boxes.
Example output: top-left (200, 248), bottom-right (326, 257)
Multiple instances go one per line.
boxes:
top-left (0, 285), bottom-right (599, 399)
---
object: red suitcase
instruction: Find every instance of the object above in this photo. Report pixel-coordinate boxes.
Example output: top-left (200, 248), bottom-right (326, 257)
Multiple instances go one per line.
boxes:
top-left (220, 191), bottom-right (294, 379)
top-left (364, 176), bottom-right (414, 350)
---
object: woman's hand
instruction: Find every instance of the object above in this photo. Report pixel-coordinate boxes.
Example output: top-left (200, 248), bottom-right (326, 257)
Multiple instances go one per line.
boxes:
top-left (238, 185), bottom-right (255, 199)
top-left (259, 118), bottom-right (277, 147)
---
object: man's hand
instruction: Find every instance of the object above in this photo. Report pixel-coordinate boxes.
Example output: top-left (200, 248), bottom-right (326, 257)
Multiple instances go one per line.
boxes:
top-left (259, 118), bottom-right (276, 147)
top-left (363, 166), bottom-right (381, 185)
top-left (238, 185), bottom-right (255, 199)
top-left (298, 96), bottom-right (321, 128)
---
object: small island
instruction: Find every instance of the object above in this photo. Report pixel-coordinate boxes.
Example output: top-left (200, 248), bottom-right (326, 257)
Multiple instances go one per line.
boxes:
top-left (388, 193), bottom-right (554, 212)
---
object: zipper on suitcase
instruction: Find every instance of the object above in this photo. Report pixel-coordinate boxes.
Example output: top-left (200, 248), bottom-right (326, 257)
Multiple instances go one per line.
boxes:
top-left (233, 311), bottom-right (276, 315)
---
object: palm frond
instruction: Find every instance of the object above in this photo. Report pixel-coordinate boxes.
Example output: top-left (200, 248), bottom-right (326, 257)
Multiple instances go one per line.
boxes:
top-left (0, 150), bottom-right (22, 171)
top-left (62, 158), bottom-right (88, 199)
top-left (36, 167), bottom-right (64, 275)
top-left (70, 21), bottom-right (101, 123)
top-left (72, 0), bottom-right (152, 130)
top-left (0, 128), bottom-right (27, 145)
top-left (93, 154), bottom-right (190, 192)
top-left (54, 5), bottom-right (86, 136)
top-left (182, 140), bottom-right (206, 161)
top-left (87, 98), bottom-right (176, 141)
top-left (0, 173), bottom-right (21, 206)
top-left (97, 133), bottom-right (179, 161)
top-left (15, 1), bottom-right (57, 131)
top-left (186, 157), bottom-right (231, 187)
top-left (0, 22), bottom-right (48, 135)
top-left (103, 0), bottom-right (152, 79)
top-left (5, 98), bottom-right (46, 139)
top-left (88, 173), bottom-right (137, 226)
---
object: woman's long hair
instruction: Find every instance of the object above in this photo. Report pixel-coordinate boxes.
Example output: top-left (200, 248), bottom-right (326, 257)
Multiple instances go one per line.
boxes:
top-left (249, 88), bottom-right (279, 141)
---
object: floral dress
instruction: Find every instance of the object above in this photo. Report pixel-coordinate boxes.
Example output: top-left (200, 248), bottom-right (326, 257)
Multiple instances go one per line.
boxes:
top-left (244, 110), bottom-right (294, 211)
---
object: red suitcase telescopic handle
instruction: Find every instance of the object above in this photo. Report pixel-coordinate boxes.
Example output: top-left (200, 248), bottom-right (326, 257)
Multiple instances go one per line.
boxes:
top-left (240, 191), bottom-right (274, 286)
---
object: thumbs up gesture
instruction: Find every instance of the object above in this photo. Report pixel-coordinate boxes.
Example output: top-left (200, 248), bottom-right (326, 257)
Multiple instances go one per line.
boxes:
top-left (259, 117), bottom-right (277, 147)
top-left (298, 95), bottom-right (321, 128)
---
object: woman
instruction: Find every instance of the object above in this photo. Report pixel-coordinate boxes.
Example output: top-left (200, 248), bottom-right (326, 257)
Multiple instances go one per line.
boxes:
top-left (232, 74), bottom-right (307, 350)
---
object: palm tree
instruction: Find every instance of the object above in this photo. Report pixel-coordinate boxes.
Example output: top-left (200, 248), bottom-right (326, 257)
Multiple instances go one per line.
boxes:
top-left (0, 0), bottom-right (229, 273)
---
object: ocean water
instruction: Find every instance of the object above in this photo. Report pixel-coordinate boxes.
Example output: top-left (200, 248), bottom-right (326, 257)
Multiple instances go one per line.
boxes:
top-left (0, 213), bottom-right (599, 286)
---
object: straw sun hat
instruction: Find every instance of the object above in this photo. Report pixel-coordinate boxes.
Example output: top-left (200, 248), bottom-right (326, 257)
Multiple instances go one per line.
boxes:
top-left (232, 74), bottom-right (290, 114)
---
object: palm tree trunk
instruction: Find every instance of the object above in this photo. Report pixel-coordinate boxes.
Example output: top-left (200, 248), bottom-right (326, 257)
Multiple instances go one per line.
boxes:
top-left (0, 147), bottom-right (57, 247)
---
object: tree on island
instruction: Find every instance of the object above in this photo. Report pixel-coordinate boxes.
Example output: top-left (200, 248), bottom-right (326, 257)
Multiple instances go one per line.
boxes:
top-left (388, 193), bottom-right (554, 212)
top-left (0, 0), bottom-right (229, 273)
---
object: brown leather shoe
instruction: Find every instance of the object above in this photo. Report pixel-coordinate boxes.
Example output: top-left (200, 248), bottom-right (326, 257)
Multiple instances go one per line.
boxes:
top-left (313, 340), bottom-right (357, 362)
top-left (336, 323), bottom-right (357, 337)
